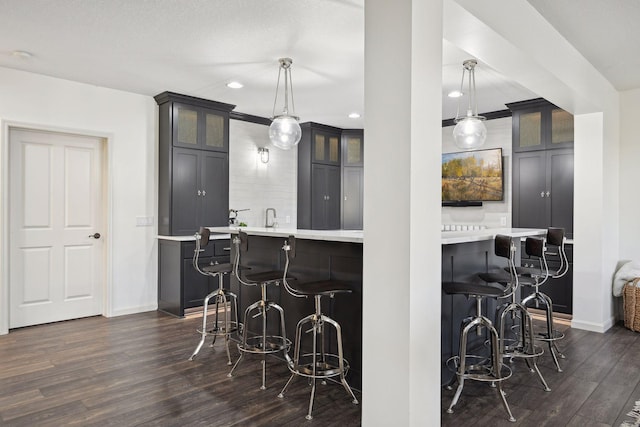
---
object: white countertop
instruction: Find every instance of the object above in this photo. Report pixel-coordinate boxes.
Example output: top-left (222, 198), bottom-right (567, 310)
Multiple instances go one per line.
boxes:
top-left (159, 227), bottom-right (546, 245)
top-left (441, 228), bottom-right (547, 244)
top-left (157, 233), bottom-right (231, 242)
top-left (207, 226), bottom-right (364, 243)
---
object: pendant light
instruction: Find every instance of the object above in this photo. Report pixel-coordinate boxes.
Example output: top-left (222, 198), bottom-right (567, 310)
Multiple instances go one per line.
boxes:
top-left (453, 59), bottom-right (487, 150)
top-left (269, 58), bottom-right (302, 150)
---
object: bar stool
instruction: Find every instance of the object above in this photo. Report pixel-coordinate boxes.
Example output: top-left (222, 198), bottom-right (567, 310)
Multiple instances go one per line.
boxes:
top-left (520, 229), bottom-right (567, 372)
top-left (478, 234), bottom-right (550, 392)
top-left (277, 235), bottom-right (359, 421)
top-left (443, 271), bottom-right (515, 421)
top-left (227, 231), bottom-right (291, 390)
top-left (188, 227), bottom-right (240, 365)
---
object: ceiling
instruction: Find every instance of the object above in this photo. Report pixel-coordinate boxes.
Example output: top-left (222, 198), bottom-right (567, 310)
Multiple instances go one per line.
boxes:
top-left (0, 0), bottom-right (638, 129)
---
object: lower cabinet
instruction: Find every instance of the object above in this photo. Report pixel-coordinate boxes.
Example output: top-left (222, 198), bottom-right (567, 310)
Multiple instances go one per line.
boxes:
top-left (520, 243), bottom-right (573, 314)
top-left (158, 238), bottom-right (230, 317)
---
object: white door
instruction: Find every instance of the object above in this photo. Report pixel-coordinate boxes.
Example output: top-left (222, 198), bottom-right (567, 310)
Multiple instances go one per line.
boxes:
top-left (9, 128), bottom-right (104, 328)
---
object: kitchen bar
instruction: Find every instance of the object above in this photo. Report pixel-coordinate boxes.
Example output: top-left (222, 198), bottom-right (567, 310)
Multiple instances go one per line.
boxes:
top-left (203, 226), bottom-right (545, 389)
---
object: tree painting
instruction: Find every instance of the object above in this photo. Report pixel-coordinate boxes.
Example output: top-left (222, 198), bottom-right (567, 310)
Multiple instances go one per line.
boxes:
top-left (442, 149), bottom-right (503, 201)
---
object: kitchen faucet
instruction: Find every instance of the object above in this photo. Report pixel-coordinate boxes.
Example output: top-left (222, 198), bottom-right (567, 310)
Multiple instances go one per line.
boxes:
top-left (229, 208), bottom-right (249, 225)
top-left (265, 208), bottom-right (277, 228)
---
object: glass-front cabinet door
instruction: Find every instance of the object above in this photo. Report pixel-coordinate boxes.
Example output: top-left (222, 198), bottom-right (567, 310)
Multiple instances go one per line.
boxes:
top-left (173, 103), bottom-right (228, 152)
top-left (312, 130), bottom-right (341, 165)
top-left (342, 130), bottom-right (363, 167)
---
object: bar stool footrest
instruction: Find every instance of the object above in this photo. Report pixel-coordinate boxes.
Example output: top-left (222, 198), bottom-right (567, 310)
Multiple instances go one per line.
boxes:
top-left (535, 329), bottom-right (565, 342)
top-left (197, 321), bottom-right (241, 337)
top-left (238, 335), bottom-right (291, 354)
top-left (501, 339), bottom-right (545, 358)
top-left (289, 353), bottom-right (350, 378)
top-left (448, 355), bottom-right (513, 383)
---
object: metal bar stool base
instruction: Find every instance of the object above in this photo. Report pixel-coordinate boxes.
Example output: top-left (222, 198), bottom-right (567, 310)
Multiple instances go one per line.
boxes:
top-left (188, 287), bottom-right (241, 366)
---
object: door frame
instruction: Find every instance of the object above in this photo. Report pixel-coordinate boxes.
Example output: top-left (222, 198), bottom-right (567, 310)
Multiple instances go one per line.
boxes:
top-left (0, 120), bottom-right (112, 335)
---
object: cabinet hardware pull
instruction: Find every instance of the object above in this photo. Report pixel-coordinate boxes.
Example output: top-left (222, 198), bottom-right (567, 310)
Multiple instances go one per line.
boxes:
top-left (540, 191), bottom-right (545, 198)
top-left (546, 191), bottom-right (550, 197)
top-left (202, 190), bottom-right (206, 196)
top-left (197, 190), bottom-right (202, 196)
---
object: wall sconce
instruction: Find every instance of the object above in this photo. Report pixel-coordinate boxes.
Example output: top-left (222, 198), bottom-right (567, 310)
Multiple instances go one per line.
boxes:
top-left (258, 147), bottom-right (270, 163)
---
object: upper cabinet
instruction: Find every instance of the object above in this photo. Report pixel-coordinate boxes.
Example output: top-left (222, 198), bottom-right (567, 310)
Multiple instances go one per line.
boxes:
top-left (311, 127), bottom-right (342, 165)
top-left (298, 123), bottom-right (364, 230)
top-left (155, 92), bottom-right (235, 236)
top-left (172, 102), bottom-right (229, 152)
top-left (341, 129), bottom-right (364, 167)
top-left (507, 98), bottom-right (574, 153)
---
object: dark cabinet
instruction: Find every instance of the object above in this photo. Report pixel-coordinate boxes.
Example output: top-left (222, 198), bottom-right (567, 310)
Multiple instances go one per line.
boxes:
top-left (171, 149), bottom-right (229, 236)
top-left (311, 164), bottom-right (341, 229)
top-left (508, 98), bottom-right (574, 153)
top-left (299, 123), bottom-right (364, 230)
top-left (298, 122), bottom-right (344, 229)
top-left (311, 128), bottom-right (341, 165)
top-left (155, 92), bottom-right (234, 236)
top-left (341, 130), bottom-right (364, 167)
top-left (513, 149), bottom-right (574, 238)
top-left (158, 238), bottom-right (231, 317)
top-left (341, 130), bottom-right (364, 230)
top-left (173, 103), bottom-right (229, 152)
top-left (342, 167), bottom-right (364, 230)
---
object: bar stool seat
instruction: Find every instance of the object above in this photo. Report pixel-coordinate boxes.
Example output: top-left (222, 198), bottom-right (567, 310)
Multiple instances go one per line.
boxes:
top-left (277, 236), bottom-right (359, 421)
top-left (188, 227), bottom-right (241, 365)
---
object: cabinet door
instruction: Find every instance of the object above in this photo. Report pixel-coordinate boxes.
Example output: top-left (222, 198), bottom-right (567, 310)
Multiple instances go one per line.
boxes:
top-left (547, 149), bottom-right (574, 238)
top-left (512, 152), bottom-right (547, 230)
top-left (173, 104), bottom-right (200, 149)
top-left (512, 108), bottom-right (544, 152)
top-left (312, 130), bottom-right (341, 165)
top-left (201, 108), bottom-right (228, 152)
top-left (311, 164), bottom-right (341, 229)
top-left (173, 103), bottom-right (228, 152)
top-left (325, 165), bottom-right (341, 229)
top-left (183, 257), bottom-right (214, 309)
top-left (311, 164), bottom-right (328, 229)
top-left (200, 151), bottom-right (229, 227)
top-left (342, 167), bottom-right (363, 229)
top-left (342, 132), bottom-right (363, 167)
top-left (172, 148), bottom-right (201, 235)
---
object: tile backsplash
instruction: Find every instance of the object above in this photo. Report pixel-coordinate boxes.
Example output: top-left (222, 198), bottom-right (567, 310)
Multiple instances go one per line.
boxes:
top-left (228, 119), bottom-right (298, 228)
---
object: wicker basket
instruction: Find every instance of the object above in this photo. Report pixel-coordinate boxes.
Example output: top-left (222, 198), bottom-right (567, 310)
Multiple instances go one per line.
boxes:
top-left (623, 278), bottom-right (640, 332)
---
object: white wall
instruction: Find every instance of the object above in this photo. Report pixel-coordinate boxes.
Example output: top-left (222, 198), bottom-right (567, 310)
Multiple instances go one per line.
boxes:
top-left (0, 66), bottom-right (158, 329)
top-left (441, 117), bottom-right (512, 228)
top-left (619, 88), bottom-right (640, 262)
top-left (228, 120), bottom-right (297, 228)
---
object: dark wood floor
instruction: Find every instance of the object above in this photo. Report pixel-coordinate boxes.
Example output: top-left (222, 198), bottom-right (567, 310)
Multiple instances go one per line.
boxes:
top-left (0, 311), bottom-right (361, 426)
top-left (441, 318), bottom-right (640, 426)
top-left (2, 312), bottom-right (640, 426)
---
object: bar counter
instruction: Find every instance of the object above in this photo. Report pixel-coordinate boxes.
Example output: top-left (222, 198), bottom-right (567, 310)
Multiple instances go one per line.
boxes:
top-left (201, 226), bottom-right (546, 388)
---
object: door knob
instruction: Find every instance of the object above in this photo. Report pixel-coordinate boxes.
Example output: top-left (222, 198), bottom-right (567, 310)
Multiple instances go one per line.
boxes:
top-left (89, 233), bottom-right (101, 239)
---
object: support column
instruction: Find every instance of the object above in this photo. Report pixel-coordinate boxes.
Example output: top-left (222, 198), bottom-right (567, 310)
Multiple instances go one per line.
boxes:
top-left (363, 1), bottom-right (443, 425)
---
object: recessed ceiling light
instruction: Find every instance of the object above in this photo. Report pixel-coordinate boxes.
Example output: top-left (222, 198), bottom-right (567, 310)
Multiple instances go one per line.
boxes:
top-left (12, 50), bottom-right (33, 59)
top-left (448, 90), bottom-right (463, 98)
top-left (226, 81), bottom-right (243, 89)
top-left (348, 112), bottom-right (361, 119)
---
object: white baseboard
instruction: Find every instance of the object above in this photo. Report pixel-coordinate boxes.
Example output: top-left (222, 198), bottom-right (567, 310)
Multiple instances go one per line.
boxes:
top-left (571, 316), bottom-right (616, 333)
top-left (108, 304), bottom-right (158, 318)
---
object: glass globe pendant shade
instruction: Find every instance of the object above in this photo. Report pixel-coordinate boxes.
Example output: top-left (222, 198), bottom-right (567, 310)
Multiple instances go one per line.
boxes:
top-left (453, 115), bottom-right (487, 150)
top-left (269, 115), bottom-right (302, 150)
